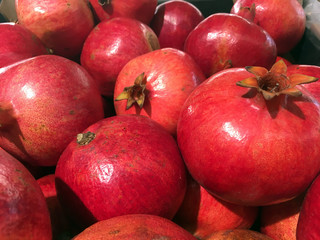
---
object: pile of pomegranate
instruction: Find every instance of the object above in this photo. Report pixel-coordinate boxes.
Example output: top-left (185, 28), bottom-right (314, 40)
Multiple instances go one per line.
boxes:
top-left (1, 0), bottom-right (320, 239)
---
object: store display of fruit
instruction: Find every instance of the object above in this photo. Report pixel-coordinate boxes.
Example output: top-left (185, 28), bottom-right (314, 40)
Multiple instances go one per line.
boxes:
top-left (0, 0), bottom-right (319, 239)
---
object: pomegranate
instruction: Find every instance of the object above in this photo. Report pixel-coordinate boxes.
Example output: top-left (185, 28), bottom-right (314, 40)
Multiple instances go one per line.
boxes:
top-left (0, 55), bottom-right (105, 166)
top-left (15, 0), bottom-right (95, 60)
top-left (231, 0), bottom-right (306, 55)
top-left (80, 17), bottom-right (160, 97)
top-left (203, 229), bottom-right (273, 240)
top-left (73, 214), bottom-right (197, 240)
top-left (88, 0), bottom-right (158, 25)
top-left (173, 174), bottom-right (258, 239)
top-left (184, 13), bottom-right (277, 77)
top-left (296, 173), bottom-right (320, 239)
top-left (177, 60), bottom-right (320, 206)
top-left (260, 193), bottom-right (304, 240)
top-left (55, 115), bottom-right (187, 228)
top-left (150, 0), bottom-right (204, 50)
top-left (113, 48), bottom-right (206, 136)
top-left (0, 147), bottom-right (52, 239)
top-left (0, 22), bottom-right (48, 68)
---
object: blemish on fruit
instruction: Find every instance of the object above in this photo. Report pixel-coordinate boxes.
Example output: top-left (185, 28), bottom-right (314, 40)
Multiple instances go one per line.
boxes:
top-left (77, 131), bottom-right (96, 145)
top-left (90, 53), bottom-right (95, 60)
top-left (69, 110), bottom-right (75, 115)
top-left (109, 229), bottom-right (120, 235)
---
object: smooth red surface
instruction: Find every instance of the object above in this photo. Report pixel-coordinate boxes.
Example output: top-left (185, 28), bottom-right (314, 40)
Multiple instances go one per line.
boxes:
top-left (177, 67), bottom-right (320, 206)
top-left (174, 176), bottom-right (258, 239)
top-left (15, 0), bottom-right (95, 59)
top-left (55, 115), bottom-right (187, 227)
top-left (0, 147), bottom-right (52, 239)
top-left (231, 0), bottom-right (306, 55)
top-left (297, 174), bottom-right (320, 239)
top-left (184, 13), bottom-right (277, 77)
top-left (89, 0), bottom-right (157, 24)
top-left (73, 214), bottom-right (197, 240)
top-left (81, 17), bottom-right (159, 97)
top-left (150, 0), bottom-right (204, 50)
top-left (113, 48), bottom-right (205, 136)
top-left (0, 55), bottom-right (104, 166)
top-left (0, 22), bottom-right (47, 68)
top-left (260, 194), bottom-right (304, 240)
top-left (287, 64), bottom-right (320, 101)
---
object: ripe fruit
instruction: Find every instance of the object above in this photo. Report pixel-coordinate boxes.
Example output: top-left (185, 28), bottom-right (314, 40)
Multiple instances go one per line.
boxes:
top-left (0, 22), bottom-right (47, 68)
top-left (150, 0), bottom-right (204, 50)
top-left (80, 17), bottom-right (160, 97)
top-left (15, 0), bottom-right (95, 59)
top-left (177, 60), bottom-right (320, 206)
top-left (184, 13), bottom-right (277, 77)
top-left (73, 214), bottom-right (197, 240)
top-left (0, 55), bottom-right (105, 166)
top-left (0, 147), bottom-right (52, 240)
top-left (203, 229), bottom-right (273, 240)
top-left (89, 0), bottom-right (158, 25)
top-left (55, 115), bottom-right (187, 228)
top-left (113, 48), bottom-right (205, 136)
top-left (231, 0), bottom-right (306, 54)
top-left (173, 175), bottom-right (258, 239)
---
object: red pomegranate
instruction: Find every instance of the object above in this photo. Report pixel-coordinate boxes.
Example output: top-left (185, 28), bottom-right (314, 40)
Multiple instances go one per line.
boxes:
top-left (0, 55), bottom-right (105, 166)
top-left (173, 175), bottom-right (258, 239)
top-left (73, 214), bottom-right (197, 240)
top-left (177, 60), bottom-right (320, 206)
top-left (80, 17), bottom-right (160, 97)
top-left (113, 48), bottom-right (206, 136)
top-left (150, 0), bottom-right (204, 50)
top-left (184, 13), bottom-right (277, 77)
top-left (0, 147), bottom-right (52, 239)
top-left (15, 0), bottom-right (95, 59)
top-left (231, 0), bottom-right (306, 55)
top-left (89, 0), bottom-right (158, 25)
top-left (55, 115), bottom-right (187, 228)
top-left (203, 229), bottom-right (273, 240)
top-left (0, 22), bottom-right (48, 68)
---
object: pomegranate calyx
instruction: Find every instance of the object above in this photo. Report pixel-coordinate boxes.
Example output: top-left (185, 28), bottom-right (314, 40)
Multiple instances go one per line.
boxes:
top-left (236, 60), bottom-right (318, 100)
top-left (98, 0), bottom-right (111, 6)
top-left (115, 72), bottom-right (147, 110)
top-left (77, 131), bottom-right (96, 146)
top-left (0, 102), bottom-right (17, 127)
top-left (239, 3), bottom-right (256, 22)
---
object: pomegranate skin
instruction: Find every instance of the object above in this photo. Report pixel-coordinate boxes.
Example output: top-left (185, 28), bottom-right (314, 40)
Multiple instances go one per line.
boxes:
top-left (231, 0), bottom-right (306, 55)
top-left (73, 214), bottom-right (197, 240)
top-left (150, 0), bottom-right (204, 50)
top-left (0, 147), bottom-right (52, 240)
top-left (80, 17), bottom-right (160, 97)
top-left (15, 0), bottom-right (95, 59)
top-left (296, 174), bottom-right (320, 239)
top-left (114, 48), bottom-right (206, 136)
top-left (177, 67), bottom-right (320, 206)
top-left (0, 22), bottom-right (48, 68)
top-left (55, 115), bottom-right (187, 228)
top-left (0, 55), bottom-right (105, 166)
top-left (184, 13), bottom-right (277, 77)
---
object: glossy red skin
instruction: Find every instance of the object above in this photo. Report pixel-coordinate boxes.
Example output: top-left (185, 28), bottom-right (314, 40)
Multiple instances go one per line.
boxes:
top-left (37, 174), bottom-right (79, 239)
top-left (184, 13), bottom-right (277, 77)
top-left (287, 64), bottom-right (320, 101)
top-left (296, 174), bottom-right (320, 239)
top-left (113, 48), bottom-right (206, 136)
top-left (89, 0), bottom-right (157, 25)
top-left (0, 147), bottom-right (52, 239)
top-left (0, 55), bottom-right (105, 166)
top-left (173, 175), bottom-right (258, 239)
top-left (55, 115), bottom-right (187, 228)
top-left (15, 0), bottom-right (95, 59)
top-left (231, 0), bottom-right (306, 55)
top-left (73, 214), bottom-right (197, 240)
top-left (81, 17), bottom-right (160, 97)
top-left (260, 194), bottom-right (304, 240)
top-left (150, 0), bottom-right (204, 51)
top-left (0, 22), bottom-right (47, 68)
top-left (177, 67), bottom-right (320, 206)
top-left (204, 229), bottom-right (273, 240)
